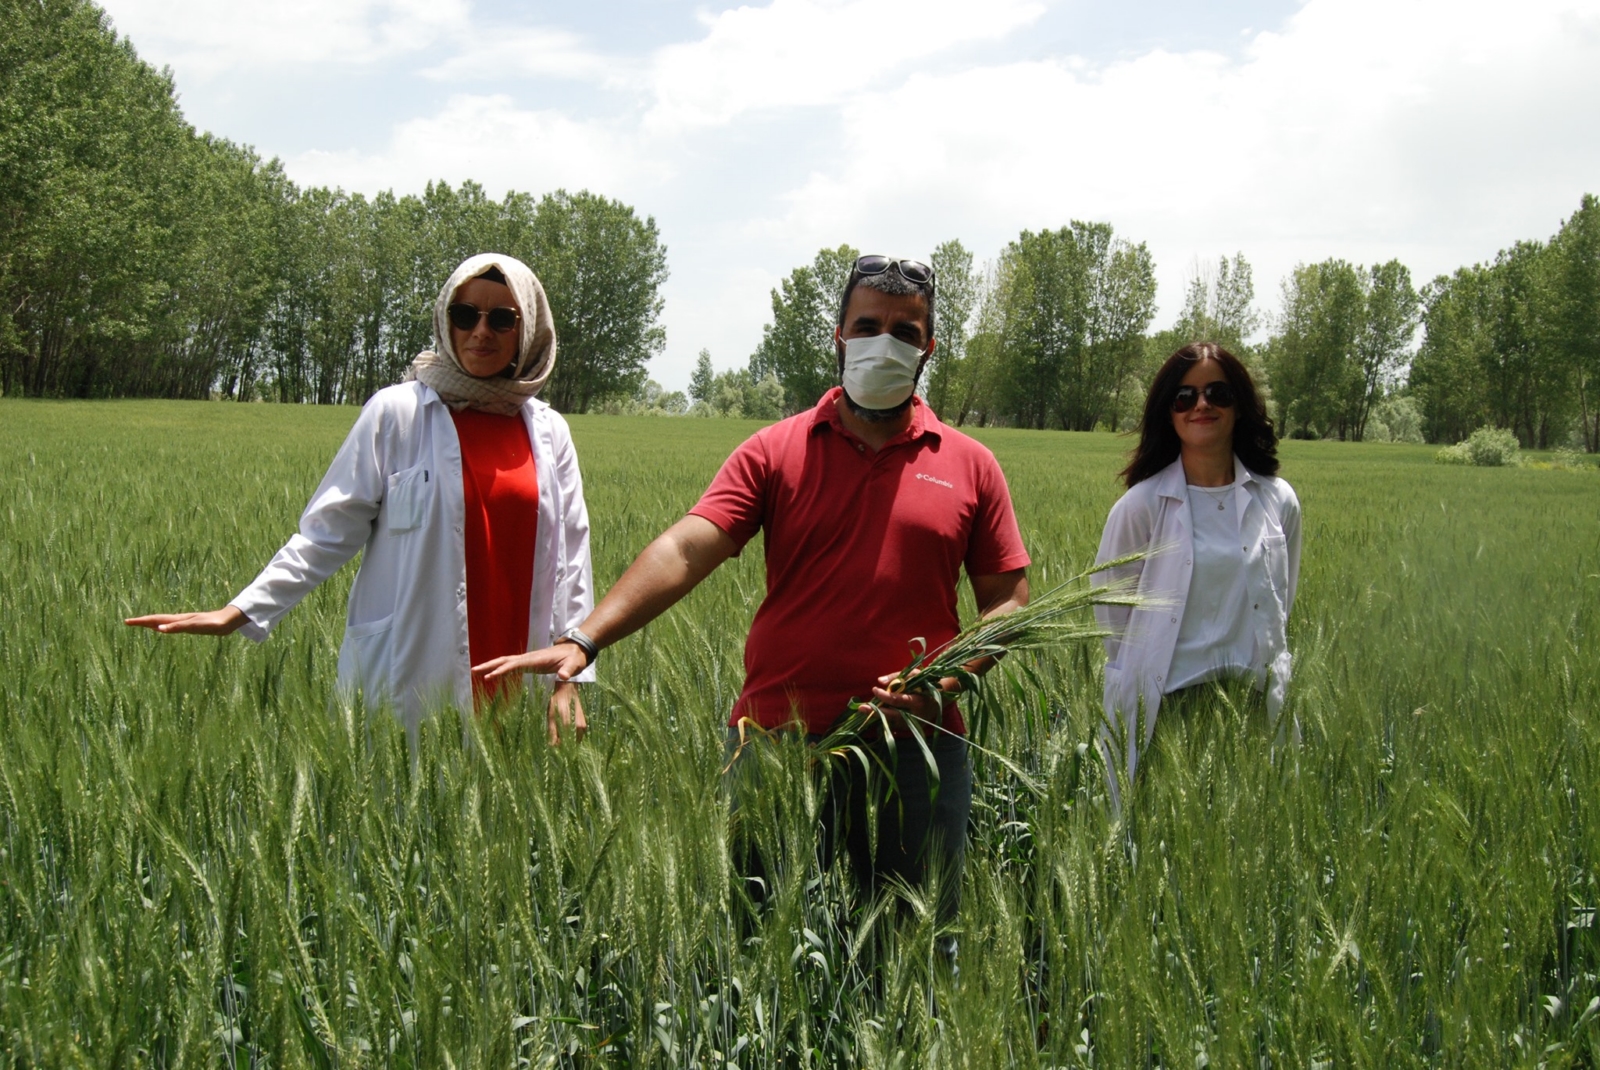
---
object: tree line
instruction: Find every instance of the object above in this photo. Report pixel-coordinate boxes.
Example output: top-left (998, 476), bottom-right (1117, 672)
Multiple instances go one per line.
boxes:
top-left (6, 0), bottom-right (1596, 450)
top-left (0, 0), bottom-right (667, 412)
top-left (717, 199), bottom-right (1597, 451)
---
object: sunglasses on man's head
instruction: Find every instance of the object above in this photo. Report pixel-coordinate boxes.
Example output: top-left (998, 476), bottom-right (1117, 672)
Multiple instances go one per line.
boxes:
top-left (1171, 381), bottom-right (1236, 413)
top-left (853, 255), bottom-right (935, 286)
top-left (446, 302), bottom-right (520, 334)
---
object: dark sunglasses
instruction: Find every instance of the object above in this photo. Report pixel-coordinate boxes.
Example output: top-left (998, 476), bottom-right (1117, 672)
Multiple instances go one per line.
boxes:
top-left (853, 255), bottom-right (935, 286)
top-left (1172, 381), bottom-right (1236, 413)
top-left (446, 302), bottom-right (520, 334)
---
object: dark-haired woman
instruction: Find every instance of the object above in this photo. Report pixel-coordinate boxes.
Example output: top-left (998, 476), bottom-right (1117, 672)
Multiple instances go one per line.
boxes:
top-left (1094, 342), bottom-right (1300, 785)
top-left (127, 253), bottom-right (595, 743)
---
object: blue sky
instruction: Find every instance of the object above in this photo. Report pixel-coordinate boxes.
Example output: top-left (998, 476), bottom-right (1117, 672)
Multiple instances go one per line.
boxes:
top-left (99, 0), bottom-right (1600, 392)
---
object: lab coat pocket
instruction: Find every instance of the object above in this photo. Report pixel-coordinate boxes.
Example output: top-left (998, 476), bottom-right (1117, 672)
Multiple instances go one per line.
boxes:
top-left (385, 464), bottom-right (431, 534)
top-left (339, 613), bottom-right (396, 693)
top-left (1262, 534), bottom-right (1290, 604)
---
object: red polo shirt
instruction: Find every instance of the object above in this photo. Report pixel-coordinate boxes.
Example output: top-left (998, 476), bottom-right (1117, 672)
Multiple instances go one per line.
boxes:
top-left (690, 388), bottom-right (1030, 736)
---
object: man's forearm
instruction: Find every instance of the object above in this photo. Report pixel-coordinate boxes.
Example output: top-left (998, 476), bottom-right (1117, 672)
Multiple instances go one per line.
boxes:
top-left (578, 516), bottom-right (734, 650)
top-left (955, 570), bottom-right (1031, 684)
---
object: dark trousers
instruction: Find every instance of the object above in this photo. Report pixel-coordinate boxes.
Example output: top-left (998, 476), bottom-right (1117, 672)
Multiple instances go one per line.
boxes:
top-left (723, 725), bottom-right (972, 922)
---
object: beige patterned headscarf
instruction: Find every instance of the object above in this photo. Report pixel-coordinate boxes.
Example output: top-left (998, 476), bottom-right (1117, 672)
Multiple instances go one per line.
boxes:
top-left (403, 252), bottom-right (557, 415)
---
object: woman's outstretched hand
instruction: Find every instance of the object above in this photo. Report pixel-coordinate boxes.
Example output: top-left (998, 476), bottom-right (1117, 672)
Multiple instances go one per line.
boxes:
top-left (125, 606), bottom-right (247, 635)
top-left (473, 643), bottom-right (592, 745)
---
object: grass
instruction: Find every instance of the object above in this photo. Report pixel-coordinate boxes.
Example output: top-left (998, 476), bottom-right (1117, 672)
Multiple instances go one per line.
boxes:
top-left (1, 398), bottom-right (1597, 1066)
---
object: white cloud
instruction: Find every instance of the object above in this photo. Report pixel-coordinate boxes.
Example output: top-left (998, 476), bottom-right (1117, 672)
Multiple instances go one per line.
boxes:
top-left (644, 0), bottom-right (1048, 131)
top-left (286, 94), bottom-right (651, 199)
top-left (752, 0), bottom-right (1600, 333)
top-left (421, 27), bottom-right (624, 86)
top-left (100, 0), bottom-right (466, 76)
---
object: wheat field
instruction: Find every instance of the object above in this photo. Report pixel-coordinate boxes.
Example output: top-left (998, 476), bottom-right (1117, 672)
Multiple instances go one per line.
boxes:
top-left (1, 399), bottom-right (1596, 1067)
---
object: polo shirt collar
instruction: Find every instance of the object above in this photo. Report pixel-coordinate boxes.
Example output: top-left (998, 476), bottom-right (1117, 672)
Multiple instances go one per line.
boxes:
top-left (811, 386), bottom-right (942, 447)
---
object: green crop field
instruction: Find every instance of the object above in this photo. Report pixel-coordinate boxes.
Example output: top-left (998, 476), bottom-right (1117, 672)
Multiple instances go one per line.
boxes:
top-left (1, 398), bottom-right (1598, 1067)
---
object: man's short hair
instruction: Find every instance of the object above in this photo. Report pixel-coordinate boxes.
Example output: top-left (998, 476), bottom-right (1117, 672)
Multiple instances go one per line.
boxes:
top-left (837, 265), bottom-right (936, 342)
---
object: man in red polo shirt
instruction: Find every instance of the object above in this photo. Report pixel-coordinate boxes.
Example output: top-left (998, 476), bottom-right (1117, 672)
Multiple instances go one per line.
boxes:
top-left (478, 254), bottom-right (1030, 916)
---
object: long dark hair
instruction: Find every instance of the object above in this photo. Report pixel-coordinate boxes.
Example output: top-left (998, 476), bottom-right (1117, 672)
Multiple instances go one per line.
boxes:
top-left (1120, 342), bottom-right (1279, 488)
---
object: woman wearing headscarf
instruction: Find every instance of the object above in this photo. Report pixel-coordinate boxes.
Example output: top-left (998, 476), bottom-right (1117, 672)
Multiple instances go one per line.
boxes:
top-left (127, 253), bottom-right (595, 742)
top-left (1094, 342), bottom-right (1300, 791)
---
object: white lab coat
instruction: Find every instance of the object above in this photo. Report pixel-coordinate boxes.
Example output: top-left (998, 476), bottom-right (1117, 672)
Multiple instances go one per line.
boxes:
top-left (229, 381), bottom-right (596, 734)
top-left (1093, 456), bottom-right (1300, 781)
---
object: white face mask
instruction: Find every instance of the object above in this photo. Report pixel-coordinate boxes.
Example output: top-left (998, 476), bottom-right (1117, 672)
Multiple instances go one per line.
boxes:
top-left (840, 333), bottom-right (926, 410)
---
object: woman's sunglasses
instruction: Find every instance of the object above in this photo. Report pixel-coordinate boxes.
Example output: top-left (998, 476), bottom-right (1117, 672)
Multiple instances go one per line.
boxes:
top-left (447, 302), bottom-right (520, 334)
top-left (1172, 381), bottom-right (1236, 413)
top-left (853, 255), bottom-right (935, 286)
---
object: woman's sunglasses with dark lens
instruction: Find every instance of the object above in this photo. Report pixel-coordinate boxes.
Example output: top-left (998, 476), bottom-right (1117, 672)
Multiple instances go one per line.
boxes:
top-left (853, 255), bottom-right (935, 286)
top-left (1172, 381), bottom-right (1237, 413)
top-left (447, 303), bottom-right (520, 334)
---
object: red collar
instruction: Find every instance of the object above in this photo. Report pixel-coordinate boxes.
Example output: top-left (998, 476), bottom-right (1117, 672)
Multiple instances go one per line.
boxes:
top-left (809, 387), bottom-right (941, 449)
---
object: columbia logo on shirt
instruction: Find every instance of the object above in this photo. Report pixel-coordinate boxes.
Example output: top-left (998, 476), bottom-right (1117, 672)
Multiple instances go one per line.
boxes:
top-left (915, 473), bottom-right (955, 489)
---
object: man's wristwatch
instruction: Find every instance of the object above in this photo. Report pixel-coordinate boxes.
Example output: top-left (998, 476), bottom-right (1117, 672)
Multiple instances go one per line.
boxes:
top-left (556, 627), bottom-right (599, 668)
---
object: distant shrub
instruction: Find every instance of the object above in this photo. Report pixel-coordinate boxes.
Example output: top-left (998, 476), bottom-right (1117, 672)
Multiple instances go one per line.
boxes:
top-left (1529, 447), bottom-right (1593, 470)
top-left (1367, 396), bottom-right (1424, 444)
top-left (1436, 426), bottom-right (1521, 467)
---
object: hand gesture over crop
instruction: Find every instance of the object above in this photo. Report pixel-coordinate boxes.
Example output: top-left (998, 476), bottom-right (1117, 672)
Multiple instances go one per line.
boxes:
top-left (474, 645), bottom-right (592, 745)
top-left (125, 606), bottom-right (248, 636)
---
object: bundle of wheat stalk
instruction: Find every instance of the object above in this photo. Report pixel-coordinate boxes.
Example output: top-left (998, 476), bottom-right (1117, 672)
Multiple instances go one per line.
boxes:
top-left (798, 550), bottom-right (1155, 782)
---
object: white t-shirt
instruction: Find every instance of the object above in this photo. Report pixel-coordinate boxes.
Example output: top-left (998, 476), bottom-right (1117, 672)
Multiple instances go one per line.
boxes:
top-left (1166, 480), bottom-right (1257, 691)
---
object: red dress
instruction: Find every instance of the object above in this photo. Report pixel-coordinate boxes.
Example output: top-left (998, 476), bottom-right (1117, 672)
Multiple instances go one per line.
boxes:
top-left (450, 409), bottom-right (539, 703)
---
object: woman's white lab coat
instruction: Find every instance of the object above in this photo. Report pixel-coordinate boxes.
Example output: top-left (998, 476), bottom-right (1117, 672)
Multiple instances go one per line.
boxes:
top-left (229, 381), bottom-right (595, 734)
top-left (1093, 455), bottom-right (1300, 781)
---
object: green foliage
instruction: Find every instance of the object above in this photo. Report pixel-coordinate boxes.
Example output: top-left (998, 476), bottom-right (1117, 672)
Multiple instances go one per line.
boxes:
top-left (924, 239), bottom-right (979, 419)
top-left (0, 3), bottom-right (668, 413)
top-left (1411, 199), bottom-right (1598, 451)
top-left (4, 401), bottom-right (1599, 1064)
top-left (748, 245), bottom-right (858, 415)
top-left (1365, 394), bottom-right (1425, 444)
top-left (1266, 260), bottom-right (1365, 439)
top-left (1410, 264), bottom-right (1496, 444)
top-left (1173, 253), bottom-right (1261, 353)
top-left (1351, 261), bottom-right (1421, 440)
top-left (602, 379), bottom-right (689, 417)
top-left (688, 349), bottom-right (715, 404)
top-left (703, 367), bottom-right (783, 420)
top-left (1435, 425), bottom-right (1522, 466)
top-left (1265, 259), bottom-right (1419, 442)
top-left (992, 222), bottom-right (1157, 431)
top-left (1550, 195), bottom-right (1600, 453)
top-left (0, 0), bottom-right (280, 399)
top-left (533, 190), bottom-right (669, 414)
